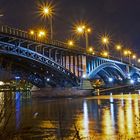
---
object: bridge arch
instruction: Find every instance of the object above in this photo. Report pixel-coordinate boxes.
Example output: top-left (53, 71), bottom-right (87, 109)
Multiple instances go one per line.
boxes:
top-left (130, 71), bottom-right (140, 82)
top-left (88, 62), bottom-right (126, 82)
top-left (0, 41), bottom-right (79, 87)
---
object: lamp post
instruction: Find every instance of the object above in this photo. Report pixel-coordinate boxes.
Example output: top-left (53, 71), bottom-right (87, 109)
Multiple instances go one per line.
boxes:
top-left (132, 54), bottom-right (136, 65)
top-left (102, 51), bottom-right (109, 58)
top-left (68, 40), bottom-right (74, 47)
top-left (42, 6), bottom-right (54, 40)
top-left (124, 50), bottom-right (132, 65)
top-left (116, 44), bottom-right (122, 62)
top-left (128, 50), bottom-right (132, 65)
top-left (101, 36), bottom-right (109, 58)
top-left (76, 25), bottom-right (91, 49)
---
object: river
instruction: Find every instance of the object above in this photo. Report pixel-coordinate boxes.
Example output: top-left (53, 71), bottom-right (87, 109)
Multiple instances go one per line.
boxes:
top-left (0, 91), bottom-right (140, 139)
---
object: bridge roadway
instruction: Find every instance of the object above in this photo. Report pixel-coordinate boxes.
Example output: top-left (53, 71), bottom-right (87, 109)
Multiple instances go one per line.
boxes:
top-left (0, 25), bottom-right (140, 88)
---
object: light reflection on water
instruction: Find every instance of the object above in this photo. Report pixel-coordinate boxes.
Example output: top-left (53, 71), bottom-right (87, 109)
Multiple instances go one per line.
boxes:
top-left (1, 92), bottom-right (140, 139)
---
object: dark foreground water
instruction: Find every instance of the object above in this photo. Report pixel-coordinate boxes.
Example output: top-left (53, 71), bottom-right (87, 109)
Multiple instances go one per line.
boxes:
top-left (1, 91), bottom-right (140, 140)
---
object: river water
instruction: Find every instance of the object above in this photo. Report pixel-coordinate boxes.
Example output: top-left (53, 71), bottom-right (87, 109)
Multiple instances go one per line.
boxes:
top-left (1, 91), bottom-right (140, 139)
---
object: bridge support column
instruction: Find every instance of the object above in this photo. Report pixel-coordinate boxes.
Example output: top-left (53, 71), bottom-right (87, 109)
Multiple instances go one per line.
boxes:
top-left (49, 49), bottom-right (52, 59)
top-left (77, 55), bottom-right (79, 77)
top-left (54, 50), bottom-right (58, 62)
top-left (126, 65), bottom-right (130, 78)
top-left (70, 56), bottom-right (74, 73)
top-left (74, 55), bottom-right (78, 76)
top-left (69, 55), bottom-right (71, 71)
top-left (78, 55), bottom-right (82, 77)
top-left (66, 55), bottom-right (69, 70)
top-left (81, 55), bottom-right (87, 77)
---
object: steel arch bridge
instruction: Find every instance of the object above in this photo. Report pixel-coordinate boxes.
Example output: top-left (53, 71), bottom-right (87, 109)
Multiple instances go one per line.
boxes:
top-left (0, 25), bottom-right (140, 88)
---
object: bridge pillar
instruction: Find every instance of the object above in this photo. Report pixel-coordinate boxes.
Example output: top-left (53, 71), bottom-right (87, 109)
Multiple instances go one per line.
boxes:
top-left (82, 55), bottom-right (87, 77)
top-left (126, 65), bottom-right (130, 78)
top-left (49, 49), bottom-right (52, 59)
top-left (66, 55), bottom-right (69, 70)
top-left (77, 55), bottom-right (80, 77)
top-left (70, 56), bottom-right (74, 73)
top-left (78, 55), bottom-right (82, 77)
top-left (69, 55), bottom-right (71, 71)
top-left (54, 50), bottom-right (58, 62)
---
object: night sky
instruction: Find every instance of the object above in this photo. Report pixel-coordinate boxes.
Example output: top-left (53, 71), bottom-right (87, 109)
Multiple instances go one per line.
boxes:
top-left (0, 0), bottom-right (140, 53)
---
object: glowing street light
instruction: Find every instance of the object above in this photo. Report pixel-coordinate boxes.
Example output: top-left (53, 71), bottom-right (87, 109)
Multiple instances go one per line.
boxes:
top-left (89, 47), bottom-right (93, 52)
top-left (30, 30), bottom-right (35, 35)
top-left (132, 54), bottom-right (137, 65)
top-left (132, 54), bottom-right (136, 59)
top-left (116, 44), bottom-right (122, 62)
top-left (87, 47), bottom-right (94, 54)
top-left (102, 51), bottom-right (109, 57)
top-left (76, 25), bottom-right (92, 49)
top-left (116, 45), bottom-right (122, 50)
top-left (38, 30), bottom-right (46, 38)
top-left (138, 59), bottom-right (140, 63)
top-left (101, 36), bottom-right (110, 58)
top-left (124, 50), bottom-right (132, 64)
top-left (40, 2), bottom-right (54, 40)
top-left (123, 50), bottom-right (128, 56)
top-left (68, 40), bottom-right (74, 46)
top-left (102, 37), bottom-right (109, 45)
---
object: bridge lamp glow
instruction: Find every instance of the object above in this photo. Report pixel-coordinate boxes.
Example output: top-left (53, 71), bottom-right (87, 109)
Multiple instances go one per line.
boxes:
top-left (123, 50), bottom-right (128, 56)
top-left (109, 78), bottom-right (113, 82)
top-left (101, 36), bottom-right (109, 45)
top-left (44, 7), bottom-right (49, 15)
top-left (68, 40), bottom-right (74, 46)
top-left (15, 76), bottom-right (20, 80)
top-left (0, 81), bottom-right (4, 86)
top-left (132, 54), bottom-right (136, 59)
top-left (30, 30), bottom-right (34, 35)
top-left (46, 78), bottom-right (50, 82)
top-left (38, 30), bottom-right (46, 38)
top-left (82, 74), bottom-right (87, 79)
top-left (116, 45), bottom-right (122, 50)
top-left (88, 47), bottom-right (93, 52)
top-left (138, 59), bottom-right (140, 63)
top-left (128, 50), bottom-right (132, 55)
top-left (42, 5), bottom-right (53, 17)
top-left (76, 26), bottom-right (84, 34)
top-left (102, 51), bottom-right (109, 57)
top-left (87, 28), bottom-right (91, 33)
top-left (130, 79), bottom-right (134, 84)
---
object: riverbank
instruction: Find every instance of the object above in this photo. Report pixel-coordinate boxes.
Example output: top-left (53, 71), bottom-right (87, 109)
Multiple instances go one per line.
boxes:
top-left (31, 84), bottom-right (140, 98)
top-left (31, 87), bottom-right (93, 98)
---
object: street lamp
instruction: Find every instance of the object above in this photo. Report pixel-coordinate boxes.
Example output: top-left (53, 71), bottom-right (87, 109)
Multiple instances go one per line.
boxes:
top-left (101, 36), bottom-right (109, 58)
top-left (76, 25), bottom-right (91, 49)
top-left (38, 30), bottom-right (46, 38)
top-left (138, 59), bottom-right (140, 63)
top-left (128, 50), bottom-right (132, 64)
top-left (102, 51), bottom-right (109, 58)
top-left (116, 44), bottom-right (122, 62)
top-left (132, 54), bottom-right (137, 65)
top-left (41, 3), bottom-right (54, 40)
top-left (30, 30), bottom-right (35, 35)
top-left (124, 50), bottom-right (132, 64)
top-left (68, 40), bottom-right (74, 47)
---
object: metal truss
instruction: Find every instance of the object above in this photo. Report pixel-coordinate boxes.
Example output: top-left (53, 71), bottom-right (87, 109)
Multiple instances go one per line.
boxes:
top-left (0, 41), bottom-right (79, 86)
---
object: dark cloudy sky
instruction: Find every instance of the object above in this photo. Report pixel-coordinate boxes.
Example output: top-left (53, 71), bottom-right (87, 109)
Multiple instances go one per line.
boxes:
top-left (0, 0), bottom-right (140, 53)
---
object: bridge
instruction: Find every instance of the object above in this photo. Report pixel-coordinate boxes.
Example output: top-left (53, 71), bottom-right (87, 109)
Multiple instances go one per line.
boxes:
top-left (0, 25), bottom-right (140, 88)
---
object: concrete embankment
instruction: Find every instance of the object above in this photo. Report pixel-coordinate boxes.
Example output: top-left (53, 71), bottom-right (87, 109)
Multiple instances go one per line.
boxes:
top-left (31, 87), bottom-right (93, 98)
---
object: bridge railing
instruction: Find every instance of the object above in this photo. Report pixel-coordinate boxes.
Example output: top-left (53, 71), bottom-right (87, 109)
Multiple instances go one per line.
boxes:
top-left (0, 25), bottom-right (86, 53)
top-left (0, 25), bottom-right (139, 67)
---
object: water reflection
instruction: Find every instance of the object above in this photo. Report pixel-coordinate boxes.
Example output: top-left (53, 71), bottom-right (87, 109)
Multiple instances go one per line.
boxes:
top-left (83, 100), bottom-right (89, 137)
top-left (15, 92), bottom-right (21, 129)
top-left (0, 92), bottom-right (140, 139)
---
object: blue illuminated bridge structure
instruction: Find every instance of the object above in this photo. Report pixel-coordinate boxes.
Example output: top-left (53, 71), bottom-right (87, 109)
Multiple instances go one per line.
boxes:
top-left (0, 25), bottom-right (140, 88)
